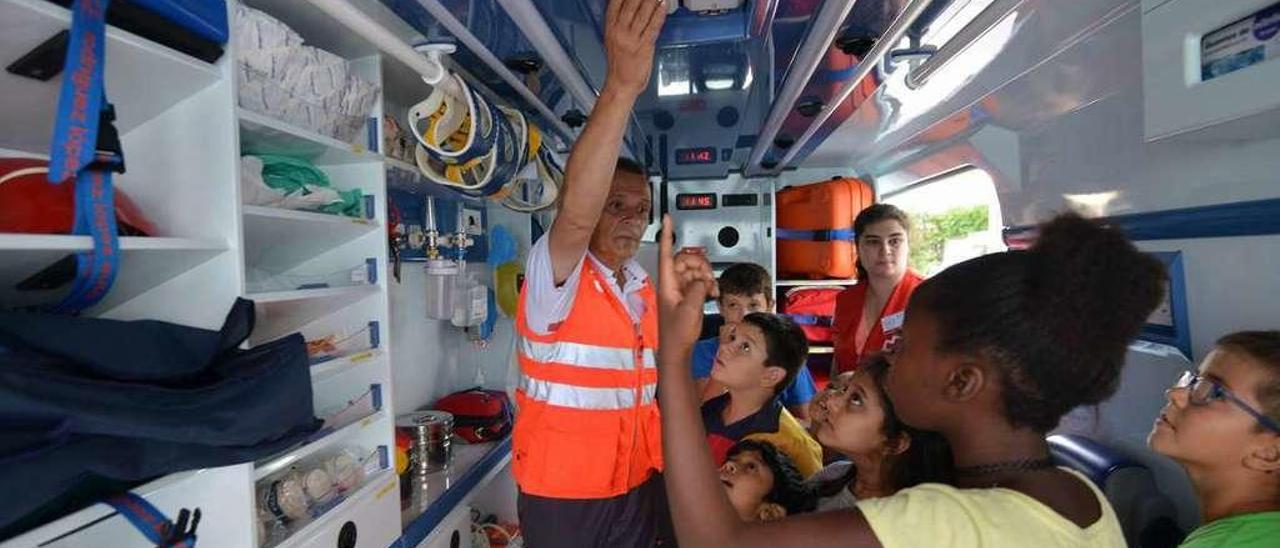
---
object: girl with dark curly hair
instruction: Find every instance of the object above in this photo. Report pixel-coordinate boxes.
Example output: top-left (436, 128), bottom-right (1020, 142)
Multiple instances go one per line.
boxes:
top-left (655, 211), bottom-right (1167, 548)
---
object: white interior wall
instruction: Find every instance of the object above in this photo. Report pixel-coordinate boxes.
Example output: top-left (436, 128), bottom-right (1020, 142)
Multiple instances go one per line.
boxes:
top-left (389, 203), bottom-right (531, 415)
top-left (389, 265), bottom-right (479, 414)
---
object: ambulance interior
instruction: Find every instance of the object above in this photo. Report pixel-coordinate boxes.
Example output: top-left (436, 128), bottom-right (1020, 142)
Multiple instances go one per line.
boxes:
top-left (1, 0), bottom-right (1278, 546)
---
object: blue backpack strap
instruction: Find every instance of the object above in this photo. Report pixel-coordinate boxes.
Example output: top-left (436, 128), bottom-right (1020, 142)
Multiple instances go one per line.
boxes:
top-left (787, 314), bottom-right (833, 328)
top-left (104, 492), bottom-right (200, 547)
top-left (776, 228), bottom-right (855, 242)
top-left (46, 0), bottom-right (125, 314)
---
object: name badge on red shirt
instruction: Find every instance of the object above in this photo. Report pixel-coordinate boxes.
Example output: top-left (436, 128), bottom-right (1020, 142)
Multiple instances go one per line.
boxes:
top-left (881, 311), bottom-right (905, 333)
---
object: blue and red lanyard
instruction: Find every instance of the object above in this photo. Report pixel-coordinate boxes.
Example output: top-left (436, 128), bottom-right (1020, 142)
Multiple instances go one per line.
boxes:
top-left (48, 3), bottom-right (195, 546)
top-left (47, 0), bottom-right (123, 314)
top-left (104, 492), bottom-right (199, 548)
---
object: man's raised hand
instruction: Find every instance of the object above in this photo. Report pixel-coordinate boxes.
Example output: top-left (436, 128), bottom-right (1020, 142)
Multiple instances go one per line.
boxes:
top-left (603, 0), bottom-right (667, 97)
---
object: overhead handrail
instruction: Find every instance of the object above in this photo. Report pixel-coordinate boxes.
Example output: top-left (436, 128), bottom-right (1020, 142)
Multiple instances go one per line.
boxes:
top-left (411, 0), bottom-right (575, 141)
top-left (773, 0), bottom-right (936, 171)
top-left (905, 0), bottom-right (1024, 89)
top-left (745, 0), bottom-right (862, 172)
top-left (495, 0), bottom-right (598, 113)
top-left (304, 0), bottom-right (449, 85)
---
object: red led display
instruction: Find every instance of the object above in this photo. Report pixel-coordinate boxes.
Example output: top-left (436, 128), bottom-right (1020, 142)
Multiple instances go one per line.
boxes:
top-left (676, 193), bottom-right (717, 210)
top-left (675, 147), bottom-right (717, 165)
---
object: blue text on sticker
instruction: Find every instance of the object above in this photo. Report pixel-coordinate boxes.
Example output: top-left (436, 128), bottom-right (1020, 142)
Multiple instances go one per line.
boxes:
top-left (881, 311), bottom-right (905, 333)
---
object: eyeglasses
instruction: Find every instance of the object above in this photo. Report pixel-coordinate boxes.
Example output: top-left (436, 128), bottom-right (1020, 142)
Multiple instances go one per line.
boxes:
top-left (1172, 371), bottom-right (1280, 434)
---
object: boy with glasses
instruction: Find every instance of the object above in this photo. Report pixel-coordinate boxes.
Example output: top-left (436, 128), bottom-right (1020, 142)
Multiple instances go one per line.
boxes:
top-left (1148, 331), bottom-right (1280, 547)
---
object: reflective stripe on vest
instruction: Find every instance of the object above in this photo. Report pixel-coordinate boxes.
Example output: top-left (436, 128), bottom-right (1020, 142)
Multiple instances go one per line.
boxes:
top-left (520, 338), bottom-right (655, 370)
top-left (513, 258), bottom-right (663, 498)
top-left (519, 375), bottom-right (656, 410)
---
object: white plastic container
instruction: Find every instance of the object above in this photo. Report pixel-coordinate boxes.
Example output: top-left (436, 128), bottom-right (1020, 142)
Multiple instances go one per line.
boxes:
top-left (424, 259), bottom-right (459, 320)
top-left (451, 272), bottom-right (488, 328)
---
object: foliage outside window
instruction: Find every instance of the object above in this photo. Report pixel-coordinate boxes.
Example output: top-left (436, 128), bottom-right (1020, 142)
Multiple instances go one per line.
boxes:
top-left (884, 168), bottom-right (1004, 276)
top-left (907, 205), bottom-right (990, 275)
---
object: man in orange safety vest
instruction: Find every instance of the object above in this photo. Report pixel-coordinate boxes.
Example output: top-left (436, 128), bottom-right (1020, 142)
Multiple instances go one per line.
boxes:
top-left (512, 0), bottom-right (670, 546)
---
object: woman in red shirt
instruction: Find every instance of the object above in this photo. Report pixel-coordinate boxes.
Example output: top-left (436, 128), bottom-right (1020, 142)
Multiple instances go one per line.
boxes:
top-left (833, 205), bottom-right (922, 372)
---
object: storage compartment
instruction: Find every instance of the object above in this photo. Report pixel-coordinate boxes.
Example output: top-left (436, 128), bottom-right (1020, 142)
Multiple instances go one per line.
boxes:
top-left (266, 470), bottom-right (400, 548)
top-left (312, 360), bottom-right (385, 424)
top-left (257, 446), bottom-right (393, 548)
top-left (239, 155), bottom-right (372, 219)
top-left (247, 258), bottom-right (377, 294)
top-left (1143, 0), bottom-right (1280, 141)
top-left (234, 3), bottom-right (380, 144)
top-left (0, 0), bottom-right (223, 155)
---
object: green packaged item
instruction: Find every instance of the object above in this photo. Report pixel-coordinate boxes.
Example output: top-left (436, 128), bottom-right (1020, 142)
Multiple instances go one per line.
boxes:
top-left (253, 154), bottom-right (364, 217)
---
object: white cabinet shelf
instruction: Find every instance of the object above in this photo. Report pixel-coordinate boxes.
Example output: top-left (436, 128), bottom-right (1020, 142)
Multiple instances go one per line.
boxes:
top-left (0, 235), bottom-right (226, 310)
top-left (249, 285), bottom-right (379, 305)
top-left (255, 409), bottom-right (390, 481)
top-left (311, 348), bottom-right (385, 382)
top-left (243, 205), bottom-right (377, 229)
top-left (238, 109), bottom-right (380, 165)
top-left (0, 0), bottom-right (221, 155)
top-left (248, 286), bottom-right (380, 343)
top-left (242, 205), bottom-right (379, 272)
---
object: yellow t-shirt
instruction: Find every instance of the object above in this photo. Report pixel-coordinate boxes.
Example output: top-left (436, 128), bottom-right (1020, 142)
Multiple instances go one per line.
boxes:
top-left (856, 468), bottom-right (1124, 548)
top-left (743, 407), bottom-right (824, 478)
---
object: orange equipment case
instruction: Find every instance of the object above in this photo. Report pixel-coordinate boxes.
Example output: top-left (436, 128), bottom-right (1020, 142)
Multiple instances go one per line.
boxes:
top-left (776, 177), bottom-right (874, 280)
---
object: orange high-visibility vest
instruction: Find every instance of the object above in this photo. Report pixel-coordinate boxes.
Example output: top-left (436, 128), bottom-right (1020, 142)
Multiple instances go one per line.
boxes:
top-left (513, 259), bottom-right (663, 499)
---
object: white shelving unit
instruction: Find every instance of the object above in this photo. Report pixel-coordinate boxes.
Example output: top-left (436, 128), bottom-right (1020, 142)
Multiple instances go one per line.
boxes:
top-left (0, 0), bottom-right (397, 544)
top-left (0, 0), bottom-right (252, 544)
top-left (3, 0), bottom-right (534, 545)
top-left (231, 1), bottom-right (397, 540)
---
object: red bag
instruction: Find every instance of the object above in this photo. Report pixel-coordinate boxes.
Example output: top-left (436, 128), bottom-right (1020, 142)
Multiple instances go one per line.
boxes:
top-left (784, 287), bottom-right (841, 343)
top-left (433, 387), bottom-right (514, 443)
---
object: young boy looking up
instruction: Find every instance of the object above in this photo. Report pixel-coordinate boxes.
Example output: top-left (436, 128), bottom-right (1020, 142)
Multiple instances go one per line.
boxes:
top-left (719, 440), bottom-right (816, 523)
top-left (693, 263), bottom-right (819, 420)
top-left (1149, 331), bottom-right (1280, 548)
top-left (702, 312), bottom-right (823, 478)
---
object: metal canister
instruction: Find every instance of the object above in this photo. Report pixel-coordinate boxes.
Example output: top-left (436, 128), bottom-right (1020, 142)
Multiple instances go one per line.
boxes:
top-left (396, 410), bottom-right (454, 474)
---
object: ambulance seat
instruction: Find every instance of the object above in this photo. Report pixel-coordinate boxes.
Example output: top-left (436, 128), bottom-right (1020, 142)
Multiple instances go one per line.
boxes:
top-left (1048, 434), bottom-right (1185, 548)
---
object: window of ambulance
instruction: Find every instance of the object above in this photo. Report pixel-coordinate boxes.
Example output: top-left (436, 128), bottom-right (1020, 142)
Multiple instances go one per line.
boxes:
top-left (882, 167), bottom-right (1005, 277)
